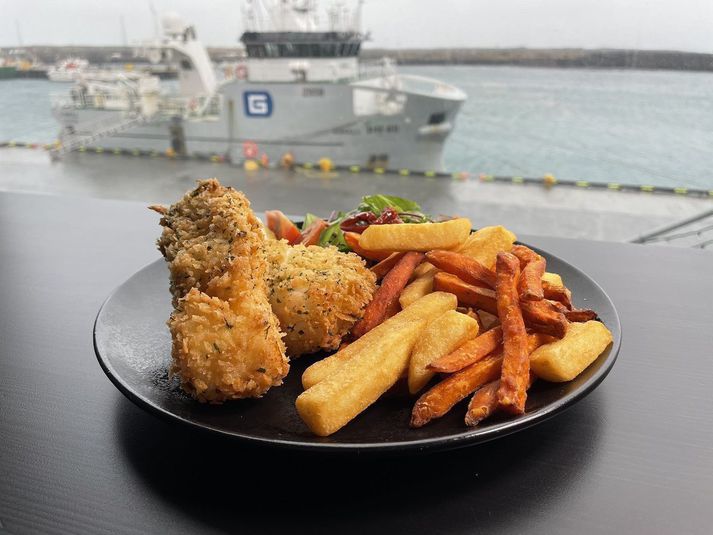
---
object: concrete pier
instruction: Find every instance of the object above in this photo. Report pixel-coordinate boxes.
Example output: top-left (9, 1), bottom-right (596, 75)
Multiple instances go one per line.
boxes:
top-left (1, 147), bottom-right (709, 242)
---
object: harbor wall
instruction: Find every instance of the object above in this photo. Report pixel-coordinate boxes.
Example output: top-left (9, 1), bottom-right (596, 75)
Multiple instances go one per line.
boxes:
top-left (4, 46), bottom-right (713, 73)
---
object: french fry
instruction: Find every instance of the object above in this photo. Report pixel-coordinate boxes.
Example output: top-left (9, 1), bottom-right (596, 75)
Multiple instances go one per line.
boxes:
top-left (521, 299), bottom-right (569, 339)
top-left (495, 252), bottom-right (530, 415)
top-left (359, 218), bottom-right (472, 252)
top-left (399, 270), bottom-right (437, 308)
top-left (343, 231), bottom-right (392, 261)
top-left (456, 226), bottom-right (517, 269)
top-left (433, 272), bottom-right (498, 315)
top-left (542, 279), bottom-right (573, 310)
top-left (465, 374), bottom-right (536, 427)
top-left (410, 352), bottom-right (504, 428)
top-left (428, 326), bottom-right (503, 373)
top-left (461, 307), bottom-right (483, 330)
top-left (350, 251), bottom-right (424, 339)
top-left (425, 250), bottom-right (497, 289)
top-left (512, 245), bottom-right (546, 301)
top-left (413, 261), bottom-right (437, 278)
top-left (530, 321), bottom-right (613, 382)
top-left (370, 252), bottom-right (406, 279)
top-left (296, 311), bottom-right (430, 436)
top-left (301, 292), bottom-right (457, 389)
top-left (408, 310), bottom-right (480, 394)
top-left (541, 272), bottom-right (563, 287)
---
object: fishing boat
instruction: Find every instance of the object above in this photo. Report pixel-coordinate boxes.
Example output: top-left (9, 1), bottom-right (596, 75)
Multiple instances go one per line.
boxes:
top-left (48, 58), bottom-right (90, 82)
top-left (52, 1), bottom-right (466, 171)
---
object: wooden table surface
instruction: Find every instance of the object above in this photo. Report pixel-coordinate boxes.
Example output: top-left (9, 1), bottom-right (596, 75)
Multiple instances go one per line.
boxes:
top-left (1, 191), bottom-right (712, 535)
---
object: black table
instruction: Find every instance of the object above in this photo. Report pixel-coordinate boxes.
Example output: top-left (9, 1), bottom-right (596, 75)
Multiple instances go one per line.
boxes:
top-left (1, 191), bottom-right (712, 535)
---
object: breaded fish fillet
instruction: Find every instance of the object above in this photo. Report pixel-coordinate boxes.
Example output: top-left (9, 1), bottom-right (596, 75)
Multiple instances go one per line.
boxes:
top-left (266, 239), bottom-right (377, 356)
top-left (151, 179), bottom-right (288, 402)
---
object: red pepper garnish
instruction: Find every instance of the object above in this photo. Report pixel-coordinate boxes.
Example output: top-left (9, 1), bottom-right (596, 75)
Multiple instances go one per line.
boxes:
top-left (375, 207), bottom-right (403, 225)
top-left (340, 212), bottom-right (378, 234)
top-left (340, 207), bottom-right (403, 234)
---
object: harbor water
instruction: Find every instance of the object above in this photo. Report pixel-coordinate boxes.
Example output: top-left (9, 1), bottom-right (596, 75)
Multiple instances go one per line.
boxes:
top-left (2, 65), bottom-right (713, 189)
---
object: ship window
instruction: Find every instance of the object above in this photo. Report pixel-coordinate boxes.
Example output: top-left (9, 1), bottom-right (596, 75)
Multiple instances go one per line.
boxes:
top-left (428, 112), bottom-right (446, 125)
top-left (180, 59), bottom-right (193, 70)
top-left (247, 45), bottom-right (266, 58)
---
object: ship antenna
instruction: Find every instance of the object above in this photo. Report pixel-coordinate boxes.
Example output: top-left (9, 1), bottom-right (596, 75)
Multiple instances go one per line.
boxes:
top-left (147, 0), bottom-right (160, 39)
top-left (120, 15), bottom-right (128, 46)
top-left (354, 0), bottom-right (363, 32)
top-left (15, 19), bottom-right (23, 47)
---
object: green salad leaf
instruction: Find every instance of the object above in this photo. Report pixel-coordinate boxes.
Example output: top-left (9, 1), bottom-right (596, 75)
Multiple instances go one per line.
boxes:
top-left (302, 212), bottom-right (320, 229)
top-left (318, 212), bottom-right (350, 252)
top-left (358, 194), bottom-right (422, 215)
top-left (295, 195), bottom-right (430, 253)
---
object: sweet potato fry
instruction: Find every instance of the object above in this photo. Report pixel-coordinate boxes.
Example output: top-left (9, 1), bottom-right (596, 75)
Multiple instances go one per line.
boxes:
top-left (410, 333), bottom-right (547, 428)
top-left (542, 280), bottom-right (573, 310)
top-left (565, 308), bottom-right (599, 323)
top-left (370, 252), bottom-right (407, 279)
top-left (425, 250), bottom-right (496, 289)
top-left (511, 244), bottom-right (540, 266)
top-left (465, 373), bottom-right (536, 427)
top-left (343, 231), bottom-right (392, 261)
top-left (410, 352), bottom-right (504, 428)
top-left (428, 326), bottom-right (503, 373)
top-left (478, 310), bottom-right (500, 331)
top-left (495, 252), bottom-right (530, 415)
top-left (385, 299), bottom-right (401, 319)
top-left (512, 245), bottom-right (546, 301)
top-left (350, 251), bottom-right (424, 339)
top-left (433, 272), bottom-right (498, 315)
top-left (520, 299), bottom-right (569, 339)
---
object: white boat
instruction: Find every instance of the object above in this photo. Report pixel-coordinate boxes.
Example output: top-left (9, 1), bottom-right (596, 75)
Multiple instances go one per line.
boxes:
top-left (52, 1), bottom-right (466, 171)
top-left (47, 58), bottom-right (90, 82)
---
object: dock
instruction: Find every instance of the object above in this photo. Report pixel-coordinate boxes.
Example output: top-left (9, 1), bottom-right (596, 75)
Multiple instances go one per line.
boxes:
top-left (1, 145), bottom-right (710, 244)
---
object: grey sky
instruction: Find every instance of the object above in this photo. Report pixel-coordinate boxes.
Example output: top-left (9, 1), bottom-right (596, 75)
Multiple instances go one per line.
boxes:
top-left (1, 0), bottom-right (712, 52)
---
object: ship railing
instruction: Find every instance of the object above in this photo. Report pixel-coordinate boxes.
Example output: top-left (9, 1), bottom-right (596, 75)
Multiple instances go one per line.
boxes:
top-left (395, 74), bottom-right (467, 100)
top-left (357, 57), bottom-right (397, 81)
top-left (157, 94), bottom-right (222, 119)
top-left (51, 92), bottom-right (139, 112)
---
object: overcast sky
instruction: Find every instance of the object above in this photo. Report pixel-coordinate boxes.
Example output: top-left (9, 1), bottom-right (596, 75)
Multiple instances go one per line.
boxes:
top-left (1, 0), bottom-right (712, 52)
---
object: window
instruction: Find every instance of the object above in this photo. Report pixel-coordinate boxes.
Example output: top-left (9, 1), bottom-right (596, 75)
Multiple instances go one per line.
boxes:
top-left (428, 112), bottom-right (446, 125)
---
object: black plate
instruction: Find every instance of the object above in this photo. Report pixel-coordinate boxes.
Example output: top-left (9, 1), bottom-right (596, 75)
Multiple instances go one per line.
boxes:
top-left (94, 246), bottom-right (621, 453)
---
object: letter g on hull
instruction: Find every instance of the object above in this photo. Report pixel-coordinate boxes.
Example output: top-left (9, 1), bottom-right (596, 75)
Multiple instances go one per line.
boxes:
top-left (243, 91), bottom-right (273, 117)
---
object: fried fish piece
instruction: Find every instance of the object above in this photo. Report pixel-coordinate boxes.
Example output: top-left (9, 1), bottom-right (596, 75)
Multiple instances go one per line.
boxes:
top-left (152, 179), bottom-right (288, 402)
top-left (266, 239), bottom-right (377, 356)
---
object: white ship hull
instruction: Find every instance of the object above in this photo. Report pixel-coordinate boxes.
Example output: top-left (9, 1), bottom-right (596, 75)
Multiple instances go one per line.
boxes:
top-left (55, 76), bottom-right (464, 171)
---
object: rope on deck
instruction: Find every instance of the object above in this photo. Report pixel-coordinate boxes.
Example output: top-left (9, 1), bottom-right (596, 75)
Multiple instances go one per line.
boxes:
top-left (2, 140), bottom-right (712, 199)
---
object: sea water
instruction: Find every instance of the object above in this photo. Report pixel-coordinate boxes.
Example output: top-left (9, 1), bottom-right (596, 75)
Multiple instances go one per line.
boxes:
top-left (2, 65), bottom-right (712, 188)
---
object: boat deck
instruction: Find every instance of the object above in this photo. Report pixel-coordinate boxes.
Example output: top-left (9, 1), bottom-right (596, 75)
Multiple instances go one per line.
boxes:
top-left (1, 147), bottom-right (711, 245)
